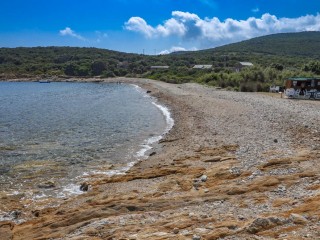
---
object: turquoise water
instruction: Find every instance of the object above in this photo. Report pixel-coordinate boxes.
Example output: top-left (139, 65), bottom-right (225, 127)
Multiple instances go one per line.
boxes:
top-left (0, 82), bottom-right (169, 198)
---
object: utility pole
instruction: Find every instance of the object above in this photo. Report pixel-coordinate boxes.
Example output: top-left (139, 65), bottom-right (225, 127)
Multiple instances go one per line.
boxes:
top-left (142, 49), bottom-right (145, 55)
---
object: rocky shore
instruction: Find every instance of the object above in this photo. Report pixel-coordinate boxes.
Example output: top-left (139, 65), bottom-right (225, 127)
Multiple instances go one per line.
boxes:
top-left (1, 78), bottom-right (319, 239)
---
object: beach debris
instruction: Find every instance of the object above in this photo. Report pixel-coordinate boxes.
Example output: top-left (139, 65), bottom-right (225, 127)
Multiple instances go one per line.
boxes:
top-left (80, 182), bottom-right (89, 192)
top-left (274, 139), bottom-right (278, 143)
top-left (146, 90), bottom-right (152, 93)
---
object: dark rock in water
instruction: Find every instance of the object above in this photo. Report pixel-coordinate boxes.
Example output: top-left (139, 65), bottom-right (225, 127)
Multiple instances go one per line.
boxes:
top-left (32, 210), bottom-right (40, 217)
top-left (6, 210), bottom-right (21, 220)
top-left (146, 90), bottom-right (152, 93)
top-left (80, 182), bottom-right (89, 192)
top-left (149, 151), bottom-right (156, 156)
top-left (38, 181), bottom-right (55, 189)
top-left (126, 206), bottom-right (138, 211)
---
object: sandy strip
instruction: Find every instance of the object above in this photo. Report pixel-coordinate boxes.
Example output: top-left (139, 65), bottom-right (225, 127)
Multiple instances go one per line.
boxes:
top-left (1, 78), bottom-right (320, 240)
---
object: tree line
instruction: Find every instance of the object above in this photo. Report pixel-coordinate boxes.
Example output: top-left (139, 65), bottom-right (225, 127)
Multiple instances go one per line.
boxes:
top-left (1, 32), bottom-right (320, 92)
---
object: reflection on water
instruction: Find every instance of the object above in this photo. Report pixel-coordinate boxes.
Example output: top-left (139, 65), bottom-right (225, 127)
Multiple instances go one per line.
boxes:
top-left (0, 82), bottom-right (167, 199)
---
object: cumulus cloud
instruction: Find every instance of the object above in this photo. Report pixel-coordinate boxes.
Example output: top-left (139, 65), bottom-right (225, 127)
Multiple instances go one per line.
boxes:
top-left (124, 17), bottom-right (156, 38)
top-left (59, 27), bottom-right (86, 41)
top-left (158, 46), bottom-right (198, 55)
top-left (125, 12), bottom-right (320, 47)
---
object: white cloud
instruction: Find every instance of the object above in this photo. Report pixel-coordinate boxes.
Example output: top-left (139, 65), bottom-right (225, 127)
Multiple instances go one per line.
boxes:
top-left (252, 8), bottom-right (260, 13)
top-left (124, 17), bottom-right (155, 38)
top-left (125, 12), bottom-right (320, 47)
top-left (158, 46), bottom-right (197, 55)
top-left (59, 27), bottom-right (86, 41)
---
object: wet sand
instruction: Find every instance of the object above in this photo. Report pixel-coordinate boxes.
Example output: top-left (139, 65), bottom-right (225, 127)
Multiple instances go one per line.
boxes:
top-left (1, 77), bottom-right (320, 239)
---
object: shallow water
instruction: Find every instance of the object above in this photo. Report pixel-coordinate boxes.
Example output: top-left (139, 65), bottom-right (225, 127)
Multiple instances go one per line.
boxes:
top-left (0, 82), bottom-right (169, 199)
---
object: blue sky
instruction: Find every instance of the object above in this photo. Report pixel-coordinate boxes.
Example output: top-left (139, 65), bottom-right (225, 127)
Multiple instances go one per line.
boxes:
top-left (1, 0), bottom-right (320, 54)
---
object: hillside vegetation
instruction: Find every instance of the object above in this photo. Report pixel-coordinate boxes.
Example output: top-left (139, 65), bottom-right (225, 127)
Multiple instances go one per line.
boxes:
top-left (1, 31), bottom-right (320, 91)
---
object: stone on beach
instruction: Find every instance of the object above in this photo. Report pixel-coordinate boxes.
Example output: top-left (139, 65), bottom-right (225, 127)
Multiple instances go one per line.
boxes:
top-left (80, 182), bottom-right (89, 192)
top-left (37, 180), bottom-right (56, 189)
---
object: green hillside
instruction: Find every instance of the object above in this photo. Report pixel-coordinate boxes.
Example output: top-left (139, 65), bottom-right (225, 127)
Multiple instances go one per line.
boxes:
top-left (177, 31), bottom-right (320, 68)
top-left (213, 31), bottom-right (320, 58)
top-left (1, 31), bottom-right (320, 91)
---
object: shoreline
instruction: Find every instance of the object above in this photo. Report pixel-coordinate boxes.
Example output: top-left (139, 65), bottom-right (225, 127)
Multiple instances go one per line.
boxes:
top-left (1, 78), bottom-right (320, 239)
top-left (0, 79), bottom-right (173, 216)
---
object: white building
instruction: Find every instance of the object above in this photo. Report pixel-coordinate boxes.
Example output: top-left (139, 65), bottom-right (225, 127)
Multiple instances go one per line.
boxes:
top-left (193, 65), bottom-right (212, 69)
top-left (236, 62), bottom-right (254, 72)
top-left (150, 66), bottom-right (169, 69)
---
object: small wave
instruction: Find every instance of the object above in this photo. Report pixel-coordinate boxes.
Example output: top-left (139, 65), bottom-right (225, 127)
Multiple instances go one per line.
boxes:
top-left (152, 102), bottom-right (174, 133)
top-left (91, 161), bottom-right (135, 176)
top-left (57, 183), bottom-right (83, 198)
top-left (135, 101), bottom-right (174, 161)
top-left (131, 84), bottom-right (174, 159)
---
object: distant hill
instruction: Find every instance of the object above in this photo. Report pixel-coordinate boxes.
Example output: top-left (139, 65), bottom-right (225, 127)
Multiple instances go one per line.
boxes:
top-left (169, 31), bottom-right (319, 69)
top-left (211, 31), bottom-right (320, 58)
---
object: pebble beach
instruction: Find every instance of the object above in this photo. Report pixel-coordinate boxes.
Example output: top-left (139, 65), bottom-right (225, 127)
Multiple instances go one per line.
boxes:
top-left (1, 77), bottom-right (319, 239)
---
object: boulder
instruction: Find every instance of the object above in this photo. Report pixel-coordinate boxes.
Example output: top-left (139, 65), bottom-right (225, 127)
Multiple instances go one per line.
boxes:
top-left (247, 217), bottom-right (283, 234)
top-left (200, 175), bottom-right (208, 182)
top-left (80, 182), bottom-right (89, 192)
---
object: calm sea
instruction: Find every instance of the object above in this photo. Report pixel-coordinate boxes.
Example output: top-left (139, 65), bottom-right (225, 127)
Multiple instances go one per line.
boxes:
top-left (0, 82), bottom-right (172, 200)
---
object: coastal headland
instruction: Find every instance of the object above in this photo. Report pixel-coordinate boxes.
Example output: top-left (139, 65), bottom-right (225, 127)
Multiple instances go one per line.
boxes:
top-left (1, 78), bottom-right (319, 239)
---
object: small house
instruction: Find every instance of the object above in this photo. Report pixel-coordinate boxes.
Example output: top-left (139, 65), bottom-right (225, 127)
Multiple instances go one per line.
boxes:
top-left (193, 65), bottom-right (212, 69)
top-left (235, 62), bottom-right (254, 72)
top-left (150, 66), bottom-right (169, 69)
